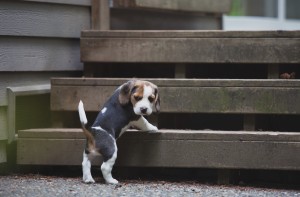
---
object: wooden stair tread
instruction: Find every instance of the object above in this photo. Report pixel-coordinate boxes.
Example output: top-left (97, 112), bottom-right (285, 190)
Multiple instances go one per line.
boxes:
top-left (18, 128), bottom-right (300, 142)
top-left (82, 30), bottom-right (300, 38)
top-left (17, 128), bottom-right (300, 169)
top-left (52, 78), bottom-right (300, 87)
top-left (81, 30), bottom-right (300, 63)
top-left (51, 78), bottom-right (300, 114)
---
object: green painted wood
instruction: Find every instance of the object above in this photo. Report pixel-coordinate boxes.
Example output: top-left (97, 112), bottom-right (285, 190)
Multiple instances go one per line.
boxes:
top-left (17, 128), bottom-right (300, 169)
top-left (0, 141), bottom-right (7, 163)
top-left (51, 78), bottom-right (300, 114)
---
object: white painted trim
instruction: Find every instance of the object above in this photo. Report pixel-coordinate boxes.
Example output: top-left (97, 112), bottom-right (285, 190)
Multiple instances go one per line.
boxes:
top-left (223, 16), bottom-right (300, 30)
top-left (223, 0), bottom-right (300, 30)
top-left (7, 84), bottom-right (50, 143)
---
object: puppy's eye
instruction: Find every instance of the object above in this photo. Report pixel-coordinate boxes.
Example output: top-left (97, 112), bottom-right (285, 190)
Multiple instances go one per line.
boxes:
top-left (134, 95), bottom-right (142, 101)
top-left (148, 95), bottom-right (155, 103)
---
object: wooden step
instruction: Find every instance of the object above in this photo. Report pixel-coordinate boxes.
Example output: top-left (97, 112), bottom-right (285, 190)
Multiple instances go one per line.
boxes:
top-left (17, 128), bottom-right (300, 170)
top-left (51, 78), bottom-right (300, 114)
top-left (81, 30), bottom-right (300, 63)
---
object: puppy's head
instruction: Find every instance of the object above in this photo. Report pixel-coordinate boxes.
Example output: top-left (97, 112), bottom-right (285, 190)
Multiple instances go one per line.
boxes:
top-left (119, 80), bottom-right (160, 116)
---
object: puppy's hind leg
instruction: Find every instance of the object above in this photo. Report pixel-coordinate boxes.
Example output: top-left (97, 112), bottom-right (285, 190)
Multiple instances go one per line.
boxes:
top-left (82, 151), bottom-right (95, 183)
top-left (101, 140), bottom-right (119, 184)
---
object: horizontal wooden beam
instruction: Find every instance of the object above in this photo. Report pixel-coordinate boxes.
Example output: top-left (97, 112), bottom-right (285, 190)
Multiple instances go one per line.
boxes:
top-left (113, 0), bottom-right (233, 13)
top-left (0, 37), bottom-right (82, 72)
top-left (81, 30), bottom-right (300, 38)
top-left (81, 30), bottom-right (300, 63)
top-left (51, 78), bottom-right (300, 114)
top-left (17, 128), bottom-right (300, 170)
top-left (24, 0), bottom-right (91, 6)
top-left (0, 1), bottom-right (90, 38)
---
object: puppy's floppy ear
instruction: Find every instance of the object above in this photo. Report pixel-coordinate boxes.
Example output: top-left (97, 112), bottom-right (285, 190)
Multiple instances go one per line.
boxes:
top-left (154, 88), bottom-right (160, 113)
top-left (119, 80), bottom-right (135, 105)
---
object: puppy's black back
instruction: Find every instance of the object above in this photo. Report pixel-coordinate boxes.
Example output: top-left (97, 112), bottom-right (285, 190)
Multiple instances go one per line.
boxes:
top-left (92, 89), bottom-right (140, 138)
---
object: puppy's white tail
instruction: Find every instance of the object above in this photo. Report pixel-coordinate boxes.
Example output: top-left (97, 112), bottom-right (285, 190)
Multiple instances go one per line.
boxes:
top-left (78, 100), bottom-right (88, 126)
top-left (78, 100), bottom-right (96, 152)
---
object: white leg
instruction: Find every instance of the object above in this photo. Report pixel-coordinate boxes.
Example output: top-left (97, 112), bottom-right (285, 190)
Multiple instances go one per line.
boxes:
top-left (131, 116), bottom-right (158, 131)
top-left (82, 151), bottom-right (95, 183)
top-left (101, 141), bottom-right (119, 184)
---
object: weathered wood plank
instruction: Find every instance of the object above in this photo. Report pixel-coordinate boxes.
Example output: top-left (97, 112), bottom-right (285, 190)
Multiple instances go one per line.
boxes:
top-left (17, 128), bottom-right (300, 169)
top-left (51, 78), bottom-right (300, 87)
top-left (81, 35), bottom-right (300, 63)
top-left (92, 0), bottom-right (110, 30)
top-left (0, 72), bottom-right (78, 106)
top-left (0, 142), bottom-right (7, 163)
top-left (117, 138), bottom-right (300, 169)
top-left (111, 8), bottom-right (222, 30)
top-left (18, 129), bottom-right (300, 142)
top-left (0, 37), bottom-right (82, 72)
top-left (81, 30), bottom-right (300, 38)
top-left (0, 1), bottom-right (90, 38)
top-left (0, 108), bottom-right (7, 141)
top-left (24, 0), bottom-right (92, 6)
top-left (113, 0), bottom-right (232, 13)
top-left (51, 78), bottom-right (300, 114)
top-left (17, 138), bottom-right (103, 165)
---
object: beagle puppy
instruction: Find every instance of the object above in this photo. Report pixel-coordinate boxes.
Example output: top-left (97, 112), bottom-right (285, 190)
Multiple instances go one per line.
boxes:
top-left (78, 80), bottom-right (160, 184)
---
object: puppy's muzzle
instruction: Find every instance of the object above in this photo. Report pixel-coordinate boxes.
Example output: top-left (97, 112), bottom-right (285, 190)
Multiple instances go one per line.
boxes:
top-left (140, 107), bottom-right (148, 114)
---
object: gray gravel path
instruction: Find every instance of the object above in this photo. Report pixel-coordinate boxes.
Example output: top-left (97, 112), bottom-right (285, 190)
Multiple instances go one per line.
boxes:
top-left (0, 175), bottom-right (299, 197)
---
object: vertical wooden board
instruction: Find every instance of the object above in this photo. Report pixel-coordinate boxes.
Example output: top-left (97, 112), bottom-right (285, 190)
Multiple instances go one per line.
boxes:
top-left (0, 107), bottom-right (8, 140)
top-left (0, 37), bottom-right (82, 71)
top-left (0, 1), bottom-right (90, 38)
top-left (0, 141), bottom-right (7, 163)
top-left (92, 0), bottom-right (110, 30)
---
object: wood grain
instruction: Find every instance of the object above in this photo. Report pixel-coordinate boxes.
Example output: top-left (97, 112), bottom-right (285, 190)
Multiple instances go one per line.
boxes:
top-left (81, 36), bottom-right (300, 63)
top-left (113, 0), bottom-right (232, 13)
top-left (24, 0), bottom-right (92, 6)
top-left (51, 78), bottom-right (300, 114)
top-left (0, 142), bottom-right (7, 163)
top-left (0, 72), bottom-right (78, 106)
top-left (0, 37), bottom-right (82, 72)
top-left (0, 1), bottom-right (90, 38)
top-left (17, 128), bottom-right (300, 169)
top-left (0, 108), bottom-right (7, 140)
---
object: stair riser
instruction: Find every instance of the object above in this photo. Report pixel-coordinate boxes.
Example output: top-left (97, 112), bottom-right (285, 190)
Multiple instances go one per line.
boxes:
top-left (17, 136), bottom-right (300, 170)
top-left (51, 79), bottom-right (300, 114)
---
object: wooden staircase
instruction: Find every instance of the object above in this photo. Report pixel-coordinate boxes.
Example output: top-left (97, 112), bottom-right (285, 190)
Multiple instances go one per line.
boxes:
top-left (18, 30), bottom-right (300, 166)
top-left (16, 1), bottom-right (300, 183)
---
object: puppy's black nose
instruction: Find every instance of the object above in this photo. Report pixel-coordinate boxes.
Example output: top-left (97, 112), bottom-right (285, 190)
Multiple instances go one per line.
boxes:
top-left (140, 107), bottom-right (148, 114)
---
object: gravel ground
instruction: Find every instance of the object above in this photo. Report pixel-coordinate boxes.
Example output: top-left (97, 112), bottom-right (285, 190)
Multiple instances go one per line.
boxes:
top-left (0, 174), bottom-right (299, 197)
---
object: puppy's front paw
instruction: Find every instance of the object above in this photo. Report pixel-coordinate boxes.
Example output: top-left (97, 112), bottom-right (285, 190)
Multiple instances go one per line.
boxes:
top-left (148, 125), bottom-right (158, 132)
